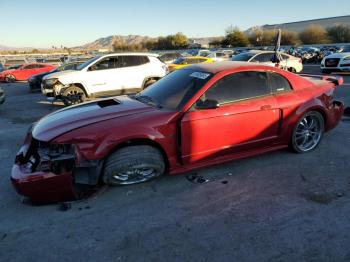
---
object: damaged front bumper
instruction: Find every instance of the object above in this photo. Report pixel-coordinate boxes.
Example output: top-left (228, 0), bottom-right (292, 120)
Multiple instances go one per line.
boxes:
top-left (11, 129), bottom-right (104, 203)
top-left (11, 133), bottom-right (78, 203)
top-left (11, 165), bottom-right (75, 203)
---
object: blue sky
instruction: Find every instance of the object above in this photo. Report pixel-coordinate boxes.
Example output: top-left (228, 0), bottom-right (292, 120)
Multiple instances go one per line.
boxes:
top-left (1, 0), bottom-right (350, 48)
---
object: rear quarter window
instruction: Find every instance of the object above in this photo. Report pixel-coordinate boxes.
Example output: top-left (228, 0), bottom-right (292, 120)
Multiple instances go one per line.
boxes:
top-left (268, 72), bottom-right (292, 93)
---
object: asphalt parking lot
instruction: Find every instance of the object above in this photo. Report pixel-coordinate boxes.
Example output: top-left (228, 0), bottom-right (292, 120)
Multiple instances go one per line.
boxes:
top-left (0, 65), bottom-right (350, 262)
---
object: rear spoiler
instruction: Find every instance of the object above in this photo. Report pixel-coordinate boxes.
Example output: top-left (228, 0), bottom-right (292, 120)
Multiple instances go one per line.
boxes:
top-left (299, 74), bottom-right (344, 86)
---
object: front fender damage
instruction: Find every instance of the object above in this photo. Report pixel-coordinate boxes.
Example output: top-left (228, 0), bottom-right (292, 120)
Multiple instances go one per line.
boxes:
top-left (11, 134), bottom-right (104, 203)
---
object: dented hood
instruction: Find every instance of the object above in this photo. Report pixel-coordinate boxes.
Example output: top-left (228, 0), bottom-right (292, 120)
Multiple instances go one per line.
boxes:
top-left (32, 96), bottom-right (155, 141)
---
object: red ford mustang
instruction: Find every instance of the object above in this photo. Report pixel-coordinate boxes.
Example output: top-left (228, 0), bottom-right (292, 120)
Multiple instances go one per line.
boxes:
top-left (11, 62), bottom-right (344, 203)
top-left (0, 63), bottom-right (55, 82)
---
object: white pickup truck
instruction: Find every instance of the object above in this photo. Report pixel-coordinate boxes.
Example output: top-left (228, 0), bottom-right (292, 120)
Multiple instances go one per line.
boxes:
top-left (41, 53), bottom-right (168, 106)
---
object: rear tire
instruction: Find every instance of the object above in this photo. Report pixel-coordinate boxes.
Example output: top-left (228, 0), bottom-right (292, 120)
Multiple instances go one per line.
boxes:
top-left (103, 145), bottom-right (165, 185)
top-left (61, 85), bottom-right (86, 106)
top-left (290, 111), bottom-right (324, 153)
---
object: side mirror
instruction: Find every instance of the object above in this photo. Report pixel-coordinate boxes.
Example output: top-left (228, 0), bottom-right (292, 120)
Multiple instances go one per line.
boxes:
top-left (195, 99), bottom-right (219, 110)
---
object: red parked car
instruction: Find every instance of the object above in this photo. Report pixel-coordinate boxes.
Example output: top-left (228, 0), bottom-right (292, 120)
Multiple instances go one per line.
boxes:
top-left (11, 62), bottom-right (344, 203)
top-left (0, 63), bottom-right (55, 82)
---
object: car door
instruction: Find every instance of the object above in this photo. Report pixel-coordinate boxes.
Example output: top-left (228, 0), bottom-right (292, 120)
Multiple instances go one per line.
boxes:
top-left (83, 56), bottom-right (123, 96)
top-left (115, 56), bottom-right (148, 92)
top-left (180, 71), bottom-right (281, 164)
top-left (35, 64), bottom-right (47, 74)
top-left (17, 64), bottom-right (37, 80)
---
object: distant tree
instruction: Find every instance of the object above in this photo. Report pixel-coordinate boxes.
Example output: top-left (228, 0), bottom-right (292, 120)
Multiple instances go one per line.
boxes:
top-left (112, 38), bottom-right (146, 51)
top-left (221, 26), bottom-right (249, 47)
top-left (280, 31), bottom-right (300, 46)
top-left (149, 32), bottom-right (189, 50)
top-left (327, 24), bottom-right (350, 43)
top-left (260, 30), bottom-right (276, 46)
top-left (172, 32), bottom-right (189, 49)
top-left (209, 40), bottom-right (222, 48)
top-left (248, 26), bottom-right (264, 46)
top-left (31, 49), bottom-right (39, 54)
top-left (248, 27), bottom-right (275, 46)
top-left (299, 24), bottom-right (330, 44)
top-left (143, 39), bottom-right (157, 50)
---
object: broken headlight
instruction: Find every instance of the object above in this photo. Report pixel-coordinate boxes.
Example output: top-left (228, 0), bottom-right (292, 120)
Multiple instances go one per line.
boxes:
top-left (43, 78), bottom-right (58, 88)
top-left (37, 143), bottom-right (76, 173)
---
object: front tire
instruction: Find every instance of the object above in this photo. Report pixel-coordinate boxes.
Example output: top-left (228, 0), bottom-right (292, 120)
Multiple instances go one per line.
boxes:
top-left (61, 85), bottom-right (86, 106)
top-left (103, 145), bottom-right (165, 185)
top-left (290, 111), bottom-right (324, 153)
top-left (5, 74), bottom-right (15, 83)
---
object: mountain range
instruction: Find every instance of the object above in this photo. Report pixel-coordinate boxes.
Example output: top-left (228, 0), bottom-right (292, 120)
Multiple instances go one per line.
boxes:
top-left (1, 35), bottom-right (224, 51)
top-left (74, 35), bottom-right (224, 50)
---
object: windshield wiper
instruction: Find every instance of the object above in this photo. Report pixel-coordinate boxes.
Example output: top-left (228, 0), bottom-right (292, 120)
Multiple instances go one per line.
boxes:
top-left (131, 95), bottom-right (163, 109)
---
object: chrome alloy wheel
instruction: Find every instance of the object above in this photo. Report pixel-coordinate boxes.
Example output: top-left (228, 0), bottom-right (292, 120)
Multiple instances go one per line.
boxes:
top-left (294, 112), bottom-right (323, 152)
top-left (112, 164), bottom-right (159, 185)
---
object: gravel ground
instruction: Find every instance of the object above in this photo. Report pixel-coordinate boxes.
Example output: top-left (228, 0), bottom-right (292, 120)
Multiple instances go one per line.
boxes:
top-left (0, 65), bottom-right (349, 262)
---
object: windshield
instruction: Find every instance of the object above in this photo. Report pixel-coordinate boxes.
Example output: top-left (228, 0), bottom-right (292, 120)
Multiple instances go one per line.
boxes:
top-left (173, 57), bottom-right (186, 64)
top-left (232, 52), bottom-right (255, 61)
top-left (76, 56), bottom-right (101, 70)
top-left (133, 69), bottom-right (212, 110)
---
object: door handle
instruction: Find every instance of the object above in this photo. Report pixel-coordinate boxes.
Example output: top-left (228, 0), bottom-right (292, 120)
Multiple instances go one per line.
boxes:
top-left (260, 105), bottom-right (272, 110)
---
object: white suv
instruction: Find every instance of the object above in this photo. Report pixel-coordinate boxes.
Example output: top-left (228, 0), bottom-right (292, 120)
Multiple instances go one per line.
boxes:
top-left (41, 53), bottom-right (168, 105)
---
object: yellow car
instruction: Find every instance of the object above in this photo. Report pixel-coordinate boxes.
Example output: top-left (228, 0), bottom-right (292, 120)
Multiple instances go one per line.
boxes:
top-left (168, 56), bottom-right (214, 72)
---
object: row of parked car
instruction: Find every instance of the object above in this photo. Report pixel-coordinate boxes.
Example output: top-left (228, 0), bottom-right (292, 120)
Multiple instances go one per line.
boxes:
top-left (2, 44), bottom-right (350, 107)
top-left (0, 50), bottom-right (305, 106)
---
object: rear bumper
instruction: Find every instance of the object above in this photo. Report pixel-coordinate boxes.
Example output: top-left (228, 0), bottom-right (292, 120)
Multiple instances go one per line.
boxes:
top-left (325, 100), bottom-right (344, 131)
top-left (11, 164), bottom-right (75, 203)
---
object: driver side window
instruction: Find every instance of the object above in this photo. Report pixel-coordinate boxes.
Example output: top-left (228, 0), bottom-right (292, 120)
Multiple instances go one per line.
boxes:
top-left (89, 57), bottom-right (119, 71)
top-left (200, 71), bottom-right (270, 105)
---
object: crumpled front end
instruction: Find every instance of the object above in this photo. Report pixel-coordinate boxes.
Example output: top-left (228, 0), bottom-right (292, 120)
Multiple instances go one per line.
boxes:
top-left (11, 131), bottom-right (77, 203)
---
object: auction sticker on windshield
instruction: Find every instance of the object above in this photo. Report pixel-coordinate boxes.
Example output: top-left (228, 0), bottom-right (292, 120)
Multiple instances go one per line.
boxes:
top-left (190, 72), bottom-right (210, 79)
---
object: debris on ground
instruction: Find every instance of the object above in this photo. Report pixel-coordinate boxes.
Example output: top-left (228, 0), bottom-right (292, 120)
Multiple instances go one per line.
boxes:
top-left (58, 202), bottom-right (72, 211)
top-left (186, 173), bottom-right (210, 184)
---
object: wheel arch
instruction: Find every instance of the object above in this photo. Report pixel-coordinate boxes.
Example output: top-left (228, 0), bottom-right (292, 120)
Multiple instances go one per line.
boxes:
top-left (312, 108), bottom-right (327, 126)
top-left (141, 76), bottom-right (162, 89)
top-left (105, 138), bottom-right (170, 172)
top-left (295, 100), bottom-right (328, 128)
top-left (71, 83), bottom-right (89, 97)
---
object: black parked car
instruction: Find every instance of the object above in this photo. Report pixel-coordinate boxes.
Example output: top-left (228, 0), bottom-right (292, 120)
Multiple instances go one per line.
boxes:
top-left (0, 86), bottom-right (5, 104)
top-left (28, 62), bottom-right (83, 92)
